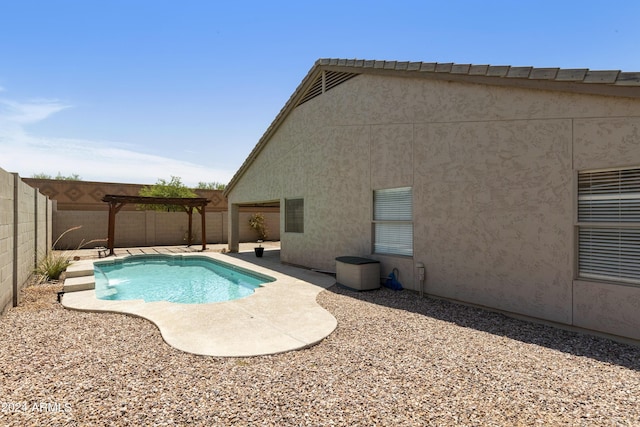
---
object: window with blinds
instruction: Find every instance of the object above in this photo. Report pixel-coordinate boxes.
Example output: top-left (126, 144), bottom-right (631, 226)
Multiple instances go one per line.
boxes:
top-left (578, 167), bottom-right (640, 284)
top-left (285, 198), bottom-right (304, 233)
top-left (373, 187), bottom-right (413, 256)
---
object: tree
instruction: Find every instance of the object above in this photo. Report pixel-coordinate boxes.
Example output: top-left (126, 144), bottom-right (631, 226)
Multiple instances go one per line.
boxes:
top-left (55, 172), bottom-right (82, 181)
top-left (197, 181), bottom-right (227, 190)
top-left (31, 173), bottom-right (53, 179)
top-left (138, 176), bottom-right (197, 211)
top-left (31, 172), bottom-right (82, 180)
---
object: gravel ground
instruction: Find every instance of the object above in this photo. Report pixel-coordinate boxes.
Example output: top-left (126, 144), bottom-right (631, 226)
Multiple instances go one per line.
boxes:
top-left (1, 281), bottom-right (639, 426)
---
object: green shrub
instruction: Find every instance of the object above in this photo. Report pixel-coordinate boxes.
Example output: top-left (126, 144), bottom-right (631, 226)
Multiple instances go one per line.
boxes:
top-left (34, 252), bottom-right (71, 283)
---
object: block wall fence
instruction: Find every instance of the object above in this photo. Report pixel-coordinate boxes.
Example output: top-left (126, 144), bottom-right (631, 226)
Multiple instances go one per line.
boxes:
top-left (0, 168), bottom-right (52, 315)
top-left (52, 209), bottom-right (280, 249)
top-left (21, 178), bottom-right (280, 249)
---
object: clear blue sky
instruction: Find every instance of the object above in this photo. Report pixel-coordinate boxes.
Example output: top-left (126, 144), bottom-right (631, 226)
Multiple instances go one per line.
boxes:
top-left (1, 0), bottom-right (638, 186)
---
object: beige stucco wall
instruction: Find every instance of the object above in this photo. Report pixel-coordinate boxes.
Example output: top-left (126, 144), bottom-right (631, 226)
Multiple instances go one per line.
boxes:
top-left (571, 117), bottom-right (640, 338)
top-left (227, 73), bottom-right (640, 340)
top-left (573, 280), bottom-right (640, 340)
top-left (413, 119), bottom-right (574, 323)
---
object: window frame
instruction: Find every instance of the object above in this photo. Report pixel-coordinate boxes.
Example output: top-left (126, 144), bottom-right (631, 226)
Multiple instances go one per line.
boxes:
top-left (576, 166), bottom-right (640, 285)
top-left (372, 186), bottom-right (413, 257)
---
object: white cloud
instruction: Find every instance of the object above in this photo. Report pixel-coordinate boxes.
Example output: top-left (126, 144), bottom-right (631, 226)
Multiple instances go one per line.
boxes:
top-left (0, 97), bottom-right (233, 186)
top-left (0, 98), bottom-right (71, 124)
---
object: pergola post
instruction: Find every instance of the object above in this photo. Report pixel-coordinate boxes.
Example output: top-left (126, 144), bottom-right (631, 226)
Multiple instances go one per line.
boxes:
top-left (197, 204), bottom-right (207, 251)
top-left (186, 207), bottom-right (194, 247)
top-left (107, 201), bottom-right (125, 256)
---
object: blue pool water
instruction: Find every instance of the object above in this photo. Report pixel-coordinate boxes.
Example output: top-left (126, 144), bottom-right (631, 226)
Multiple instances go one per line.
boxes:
top-left (94, 255), bottom-right (274, 304)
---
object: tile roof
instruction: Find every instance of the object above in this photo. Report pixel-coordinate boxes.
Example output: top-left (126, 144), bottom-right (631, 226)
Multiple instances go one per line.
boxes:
top-left (315, 58), bottom-right (640, 86)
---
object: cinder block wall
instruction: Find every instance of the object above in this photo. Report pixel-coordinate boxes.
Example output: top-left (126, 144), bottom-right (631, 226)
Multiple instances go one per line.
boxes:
top-left (16, 177), bottom-right (37, 297)
top-left (0, 170), bottom-right (14, 314)
top-left (52, 209), bottom-right (279, 249)
top-left (0, 168), bottom-right (51, 314)
top-left (36, 192), bottom-right (50, 256)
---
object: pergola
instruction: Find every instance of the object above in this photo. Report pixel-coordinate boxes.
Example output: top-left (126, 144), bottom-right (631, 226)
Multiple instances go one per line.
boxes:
top-left (102, 195), bottom-right (211, 256)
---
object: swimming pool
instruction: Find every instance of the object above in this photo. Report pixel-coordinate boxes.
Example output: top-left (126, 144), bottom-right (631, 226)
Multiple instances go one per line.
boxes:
top-left (94, 255), bottom-right (275, 304)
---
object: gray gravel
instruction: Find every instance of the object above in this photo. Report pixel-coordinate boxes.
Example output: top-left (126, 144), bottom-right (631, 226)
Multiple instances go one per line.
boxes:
top-left (1, 281), bottom-right (639, 426)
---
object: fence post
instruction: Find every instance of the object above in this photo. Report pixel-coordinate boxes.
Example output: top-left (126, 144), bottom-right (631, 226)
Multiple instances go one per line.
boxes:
top-left (33, 187), bottom-right (38, 269)
top-left (12, 173), bottom-right (18, 307)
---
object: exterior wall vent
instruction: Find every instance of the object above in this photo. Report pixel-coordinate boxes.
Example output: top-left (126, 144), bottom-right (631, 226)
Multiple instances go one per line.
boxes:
top-left (297, 71), bottom-right (358, 106)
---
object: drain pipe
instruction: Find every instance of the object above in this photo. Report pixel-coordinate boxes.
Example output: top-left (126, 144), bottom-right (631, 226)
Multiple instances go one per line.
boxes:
top-left (416, 262), bottom-right (425, 298)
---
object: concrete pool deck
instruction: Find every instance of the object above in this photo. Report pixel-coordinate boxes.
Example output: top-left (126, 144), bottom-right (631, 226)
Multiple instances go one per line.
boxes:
top-left (61, 245), bottom-right (338, 357)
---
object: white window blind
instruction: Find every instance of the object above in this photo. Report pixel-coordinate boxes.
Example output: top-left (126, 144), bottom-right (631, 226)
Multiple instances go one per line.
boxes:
top-left (578, 168), bottom-right (640, 222)
top-left (578, 168), bottom-right (640, 284)
top-left (579, 228), bottom-right (640, 284)
top-left (373, 187), bottom-right (413, 256)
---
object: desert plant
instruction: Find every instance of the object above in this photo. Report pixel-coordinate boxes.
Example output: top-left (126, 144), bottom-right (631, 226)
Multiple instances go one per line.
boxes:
top-left (34, 226), bottom-right (106, 283)
top-left (248, 213), bottom-right (268, 241)
top-left (34, 252), bottom-right (72, 282)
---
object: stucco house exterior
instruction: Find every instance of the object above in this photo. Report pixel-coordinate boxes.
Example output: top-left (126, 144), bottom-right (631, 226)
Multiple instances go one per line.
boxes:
top-left (224, 58), bottom-right (640, 342)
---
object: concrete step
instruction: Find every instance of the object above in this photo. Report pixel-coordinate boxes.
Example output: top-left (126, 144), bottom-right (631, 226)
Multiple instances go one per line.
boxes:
top-left (65, 261), bottom-right (95, 278)
top-left (63, 275), bottom-right (95, 292)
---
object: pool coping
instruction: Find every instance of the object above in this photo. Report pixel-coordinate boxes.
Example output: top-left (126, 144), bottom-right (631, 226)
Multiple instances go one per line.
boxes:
top-left (61, 250), bottom-right (338, 357)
